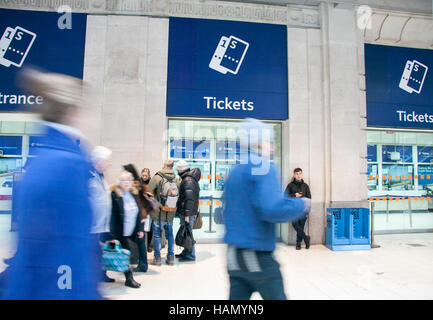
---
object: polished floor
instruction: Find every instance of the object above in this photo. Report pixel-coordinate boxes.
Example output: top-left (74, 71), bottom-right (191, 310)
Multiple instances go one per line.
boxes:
top-left (1, 214), bottom-right (432, 300)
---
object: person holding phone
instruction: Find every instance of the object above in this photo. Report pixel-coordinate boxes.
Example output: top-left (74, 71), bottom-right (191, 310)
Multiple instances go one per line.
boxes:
top-left (285, 168), bottom-right (312, 250)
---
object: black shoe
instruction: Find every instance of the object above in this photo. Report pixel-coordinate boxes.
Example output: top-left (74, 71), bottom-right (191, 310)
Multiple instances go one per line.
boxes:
top-left (103, 272), bottom-right (115, 283)
top-left (125, 279), bottom-right (141, 288)
top-left (175, 253), bottom-right (184, 258)
top-left (132, 266), bottom-right (148, 273)
top-left (305, 236), bottom-right (311, 249)
top-left (166, 256), bottom-right (174, 266)
top-left (296, 243), bottom-right (301, 250)
top-left (150, 258), bottom-right (162, 266)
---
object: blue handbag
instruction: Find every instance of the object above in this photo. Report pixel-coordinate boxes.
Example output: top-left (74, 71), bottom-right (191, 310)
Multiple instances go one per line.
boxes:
top-left (102, 240), bottom-right (131, 272)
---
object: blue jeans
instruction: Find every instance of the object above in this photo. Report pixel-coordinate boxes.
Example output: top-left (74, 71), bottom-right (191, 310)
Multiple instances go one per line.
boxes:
top-left (152, 220), bottom-right (174, 259)
top-left (180, 215), bottom-right (196, 260)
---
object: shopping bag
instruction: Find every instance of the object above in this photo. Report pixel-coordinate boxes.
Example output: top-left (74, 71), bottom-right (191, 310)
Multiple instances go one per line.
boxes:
top-left (175, 223), bottom-right (196, 250)
top-left (102, 240), bottom-right (131, 272)
top-left (193, 211), bottom-right (203, 230)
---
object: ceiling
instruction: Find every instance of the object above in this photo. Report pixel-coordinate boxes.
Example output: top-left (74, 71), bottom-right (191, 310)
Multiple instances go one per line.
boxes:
top-left (223, 0), bottom-right (433, 15)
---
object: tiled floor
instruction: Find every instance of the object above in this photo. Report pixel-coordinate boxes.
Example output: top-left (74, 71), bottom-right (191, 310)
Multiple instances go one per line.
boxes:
top-left (1, 214), bottom-right (433, 300)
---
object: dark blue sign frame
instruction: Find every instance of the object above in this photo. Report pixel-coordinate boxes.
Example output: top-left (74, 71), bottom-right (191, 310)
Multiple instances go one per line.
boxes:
top-left (167, 17), bottom-right (288, 120)
top-left (365, 44), bottom-right (433, 129)
top-left (0, 9), bottom-right (87, 112)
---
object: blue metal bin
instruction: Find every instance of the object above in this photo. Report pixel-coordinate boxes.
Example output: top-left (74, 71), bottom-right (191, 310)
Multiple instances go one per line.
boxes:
top-left (326, 207), bottom-right (371, 251)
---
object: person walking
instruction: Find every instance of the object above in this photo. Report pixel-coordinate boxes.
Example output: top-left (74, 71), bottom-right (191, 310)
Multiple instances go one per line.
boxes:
top-left (223, 118), bottom-right (310, 300)
top-left (175, 160), bottom-right (201, 262)
top-left (285, 168), bottom-right (312, 250)
top-left (1, 69), bottom-right (102, 299)
top-left (110, 171), bottom-right (148, 288)
top-left (88, 146), bottom-right (115, 283)
top-left (148, 160), bottom-right (179, 266)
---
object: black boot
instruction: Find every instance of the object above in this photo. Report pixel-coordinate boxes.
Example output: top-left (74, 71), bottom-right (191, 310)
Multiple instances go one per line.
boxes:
top-left (296, 243), bottom-right (301, 250)
top-left (305, 236), bottom-right (311, 249)
top-left (124, 270), bottom-right (141, 288)
top-left (103, 271), bottom-right (115, 283)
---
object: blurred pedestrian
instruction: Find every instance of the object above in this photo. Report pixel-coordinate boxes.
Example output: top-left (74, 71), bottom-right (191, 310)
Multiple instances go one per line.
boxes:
top-left (88, 146), bottom-right (115, 282)
top-left (110, 171), bottom-right (148, 288)
top-left (175, 160), bottom-right (201, 262)
top-left (148, 160), bottom-right (180, 266)
top-left (285, 168), bottom-right (312, 250)
top-left (223, 118), bottom-right (311, 300)
top-left (2, 68), bottom-right (102, 299)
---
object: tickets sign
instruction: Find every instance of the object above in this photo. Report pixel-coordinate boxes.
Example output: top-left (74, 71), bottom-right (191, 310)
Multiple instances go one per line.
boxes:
top-left (365, 44), bottom-right (433, 129)
top-left (167, 18), bottom-right (288, 120)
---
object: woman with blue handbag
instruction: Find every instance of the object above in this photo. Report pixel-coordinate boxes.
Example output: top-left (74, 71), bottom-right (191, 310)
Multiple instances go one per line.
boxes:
top-left (110, 171), bottom-right (148, 288)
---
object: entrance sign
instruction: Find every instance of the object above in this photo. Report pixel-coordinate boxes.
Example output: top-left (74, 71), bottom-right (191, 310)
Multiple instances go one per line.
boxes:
top-left (0, 9), bottom-right (87, 112)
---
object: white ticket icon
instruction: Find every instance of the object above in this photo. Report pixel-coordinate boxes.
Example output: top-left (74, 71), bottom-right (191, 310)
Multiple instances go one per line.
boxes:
top-left (0, 26), bottom-right (36, 68)
top-left (209, 35), bottom-right (249, 75)
top-left (399, 59), bottom-right (428, 94)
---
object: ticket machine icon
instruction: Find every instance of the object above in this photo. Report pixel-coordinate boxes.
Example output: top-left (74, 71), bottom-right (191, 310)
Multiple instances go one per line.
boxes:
top-left (399, 59), bottom-right (428, 94)
top-left (209, 35), bottom-right (249, 75)
top-left (0, 26), bottom-right (36, 68)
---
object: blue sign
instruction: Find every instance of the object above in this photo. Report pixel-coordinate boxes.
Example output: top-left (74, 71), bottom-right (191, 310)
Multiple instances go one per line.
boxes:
top-left (365, 44), bottom-right (433, 129)
top-left (382, 145), bottom-right (412, 162)
top-left (367, 144), bottom-right (377, 162)
top-left (418, 146), bottom-right (433, 163)
top-left (167, 18), bottom-right (288, 120)
top-left (170, 139), bottom-right (210, 160)
top-left (0, 9), bottom-right (87, 111)
top-left (0, 136), bottom-right (22, 155)
top-left (417, 166), bottom-right (433, 186)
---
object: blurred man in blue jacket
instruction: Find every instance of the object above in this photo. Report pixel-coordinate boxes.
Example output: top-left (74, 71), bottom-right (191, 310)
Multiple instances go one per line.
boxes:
top-left (223, 118), bottom-right (310, 300)
top-left (1, 69), bottom-right (102, 300)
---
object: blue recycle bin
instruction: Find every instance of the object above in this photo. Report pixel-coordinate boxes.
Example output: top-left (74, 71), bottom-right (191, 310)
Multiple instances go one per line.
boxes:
top-left (326, 208), bottom-right (370, 251)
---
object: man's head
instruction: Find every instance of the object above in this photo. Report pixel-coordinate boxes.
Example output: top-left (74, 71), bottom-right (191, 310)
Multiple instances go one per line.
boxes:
top-left (175, 160), bottom-right (189, 176)
top-left (294, 168), bottom-right (303, 181)
top-left (18, 67), bottom-right (85, 127)
top-left (163, 159), bottom-right (174, 170)
top-left (91, 146), bottom-right (112, 174)
top-left (240, 118), bottom-right (275, 159)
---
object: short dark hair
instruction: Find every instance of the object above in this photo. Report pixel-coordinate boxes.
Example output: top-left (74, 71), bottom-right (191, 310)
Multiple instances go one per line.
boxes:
top-left (294, 168), bottom-right (303, 174)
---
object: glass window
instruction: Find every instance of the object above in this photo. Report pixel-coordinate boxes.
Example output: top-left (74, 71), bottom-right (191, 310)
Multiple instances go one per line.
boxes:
top-left (367, 130), bottom-right (433, 232)
top-left (168, 119), bottom-right (282, 240)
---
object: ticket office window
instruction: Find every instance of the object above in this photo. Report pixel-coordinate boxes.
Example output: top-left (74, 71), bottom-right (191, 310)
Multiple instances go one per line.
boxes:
top-left (168, 119), bottom-right (282, 194)
top-left (366, 130), bottom-right (433, 195)
top-left (0, 136), bottom-right (24, 212)
top-left (367, 130), bottom-right (433, 232)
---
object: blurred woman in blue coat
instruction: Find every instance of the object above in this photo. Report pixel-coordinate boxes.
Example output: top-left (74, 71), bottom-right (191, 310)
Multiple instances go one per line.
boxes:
top-left (1, 69), bottom-right (102, 300)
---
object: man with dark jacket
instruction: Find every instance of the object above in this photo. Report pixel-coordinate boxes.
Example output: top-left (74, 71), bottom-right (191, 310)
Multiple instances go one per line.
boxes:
top-left (285, 168), bottom-right (312, 250)
top-left (175, 160), bottom-right (201, 262)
